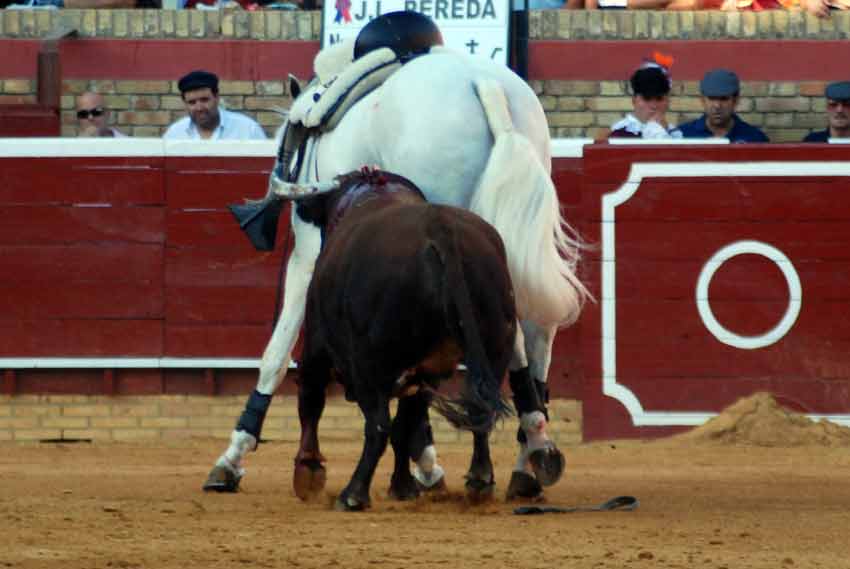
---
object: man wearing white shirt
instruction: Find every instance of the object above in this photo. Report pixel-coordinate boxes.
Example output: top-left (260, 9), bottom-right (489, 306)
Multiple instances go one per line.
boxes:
top-left (163, 70), bottom-right (267, 141)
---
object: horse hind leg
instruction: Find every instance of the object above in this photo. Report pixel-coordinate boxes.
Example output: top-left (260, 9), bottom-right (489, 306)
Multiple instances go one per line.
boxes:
top-left (203, 215), bottom-right (322, 493)
top-left (506, 321), bottom-right (566, 501)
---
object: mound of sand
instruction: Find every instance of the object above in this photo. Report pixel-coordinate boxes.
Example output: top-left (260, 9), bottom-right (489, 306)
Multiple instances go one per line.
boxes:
top-left (674, 392), bottom-right (850, 447)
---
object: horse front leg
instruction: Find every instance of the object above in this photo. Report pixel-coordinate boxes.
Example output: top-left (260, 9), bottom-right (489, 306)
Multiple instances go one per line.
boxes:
top-left (203, 215), bottom-right (322, 493)
top-left (506, 320), bottom-right (565, 501)
top-left (337, 392), bottom-right (391, 511)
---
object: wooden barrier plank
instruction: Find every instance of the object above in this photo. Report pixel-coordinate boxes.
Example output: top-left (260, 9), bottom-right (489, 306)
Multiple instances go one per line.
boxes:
top-left (0, 205), bottom-right (165, 245)
top-left (607, 375), bottom-right (850, 414)
top-left (0, 157), bottom-right (165, 205)
top-left (582, 144), bottom-right (850, 185)
top-left (609, 257), bottom-right (850, 301)
top-left (165, 324), bottom-right (275, 357)
top-left (0, 283), bottom-right (163, 319)
top-left (165, 157), bottom-right (271, 209)
top-left (166, 285), bottom-right (278, 324)
top-left (166, 209), bottom-right (292, 250)
top-left (165, 246), bottom-right (284, 286)
top-left (0, 244), bottom-right (162, 283)
top-left (0, 319), bottom-right (162, 357)
top-left (612, 179), bottom-right (850, 222)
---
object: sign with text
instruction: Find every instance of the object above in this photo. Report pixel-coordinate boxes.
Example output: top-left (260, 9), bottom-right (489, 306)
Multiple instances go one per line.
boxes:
top-left (322, 0), bottom-right (511, 65)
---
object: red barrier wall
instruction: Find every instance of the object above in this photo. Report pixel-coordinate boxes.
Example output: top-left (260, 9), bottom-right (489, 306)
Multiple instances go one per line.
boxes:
top-left (578, 143), bottom-right (850, 440)
top-left (4, 143), bottom-right (850, 440)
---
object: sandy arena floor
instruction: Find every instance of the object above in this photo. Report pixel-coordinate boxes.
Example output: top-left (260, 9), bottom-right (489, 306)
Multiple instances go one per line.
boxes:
top-left (2, 394), bottom-right (850, 569)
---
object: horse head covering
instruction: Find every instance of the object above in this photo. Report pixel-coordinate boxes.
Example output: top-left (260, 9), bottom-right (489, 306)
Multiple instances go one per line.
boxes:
top-left (354, 10), bottom-right (444, 62)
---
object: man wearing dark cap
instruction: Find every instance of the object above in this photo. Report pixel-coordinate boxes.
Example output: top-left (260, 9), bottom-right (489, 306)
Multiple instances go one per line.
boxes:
top-left (679, 69), bottom-right (768, 143)
top-left (609, 61), bottom-right (683, 139)
top-left (163, 70), bottom-right (266, 140)
top-left (803, 81), bottom-right (850, 142)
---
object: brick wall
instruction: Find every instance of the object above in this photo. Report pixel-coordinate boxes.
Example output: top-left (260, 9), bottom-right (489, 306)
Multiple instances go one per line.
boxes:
top-left (0, 76), bottom-right (831, 141)
top-left (56, 78), bottom-right (291, 137)
top-left (1, 9), bottom-right (847, 141)
top-left (0, 394), bottom-right (582, 445)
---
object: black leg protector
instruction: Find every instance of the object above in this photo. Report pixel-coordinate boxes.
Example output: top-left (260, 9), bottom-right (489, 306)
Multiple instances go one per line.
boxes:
top-left (510, 368), bottom-right (549, 445)
top-left (408, 420), bottom-right (434, 463)
top-left (235, 390), bottom-right (273, 440)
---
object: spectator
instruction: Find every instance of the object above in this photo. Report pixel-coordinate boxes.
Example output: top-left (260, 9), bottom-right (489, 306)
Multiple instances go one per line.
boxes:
top-left (75, 91), bottom-right (127, 138)
top-left (679, 69), bottom-right (769, 143)
top-left (608, 54), bottom-right (682, 139)
top-left (587, 0), bottom-right (701, 8)
top-left (163, 70), bottom-right (267, 140)
top-left (803, 81), bottom-right (850, 142)
top-left (5, 0), bottom-right (157, 8)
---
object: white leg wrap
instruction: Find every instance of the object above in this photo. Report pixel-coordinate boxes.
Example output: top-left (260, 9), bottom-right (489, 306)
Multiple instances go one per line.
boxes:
top-left (520, 411), bottom-right (550, 451)
top-left (411, 445), bottom-right (445, 488)
top-left (217, 430), bottom-right (257, 477)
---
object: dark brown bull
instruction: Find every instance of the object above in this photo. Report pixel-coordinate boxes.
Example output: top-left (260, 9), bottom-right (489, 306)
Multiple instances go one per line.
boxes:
top-left (292, 168), bottom-right (516, 511)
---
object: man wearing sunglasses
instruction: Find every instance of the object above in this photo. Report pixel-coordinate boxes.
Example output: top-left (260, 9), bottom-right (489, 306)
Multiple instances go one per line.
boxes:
top-left (163, 70), bottom-right (267, 141)
top-left (803, 81), bottom-right (850, 142)
top-left (76, 92), bottom-right (126, 138)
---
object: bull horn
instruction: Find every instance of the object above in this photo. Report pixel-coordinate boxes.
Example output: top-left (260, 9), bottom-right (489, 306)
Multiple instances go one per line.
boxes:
top-left (268, 171), bottom-right (341, 200)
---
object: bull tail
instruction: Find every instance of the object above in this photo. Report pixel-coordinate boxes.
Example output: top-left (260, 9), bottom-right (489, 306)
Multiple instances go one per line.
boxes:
top-left (470, 79), bottom-right (592, 328)
top-left (425, 211), bottom-right (512, 433)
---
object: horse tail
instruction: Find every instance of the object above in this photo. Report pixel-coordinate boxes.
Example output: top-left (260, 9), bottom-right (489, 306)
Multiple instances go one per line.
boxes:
top-left (470, 79), bottom-right (591, 328)
top-left (424, 209), bottom-right (512, 433)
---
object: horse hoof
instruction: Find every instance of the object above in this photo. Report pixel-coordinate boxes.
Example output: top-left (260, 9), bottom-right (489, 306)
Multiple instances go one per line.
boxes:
top-left (417, 475), bottom-right (448, 495)
top-left (465, 477), bottom-right (495, 504)
top-left (334, 494), bottom-right (369, 512)
top-left (293, 459), bottom-right (327, 501)
top-left (529, 446), bottom-right (566, 487)
top-left (202, 465), bottom-right (241, 493)
top-left (505, 470), bottom-right (543, 502)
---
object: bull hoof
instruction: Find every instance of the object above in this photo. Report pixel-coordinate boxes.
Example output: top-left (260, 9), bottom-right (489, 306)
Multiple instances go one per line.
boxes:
top-left (505, 470), bottom-right (543, 502)
top-left (202, 464), bottom-right (241, 493)
top-left (464, 477), bottom-right (495, 504)
top-left (389, 474), bottom-right (421, 501)
top-left (529, 446), bottom-right (566, 487)
top-left (293, 459), bottom-right (327, 501)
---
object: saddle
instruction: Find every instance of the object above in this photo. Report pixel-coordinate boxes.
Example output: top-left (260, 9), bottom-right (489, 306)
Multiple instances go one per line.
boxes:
top-left (288, 10), bottom-right (444, 132)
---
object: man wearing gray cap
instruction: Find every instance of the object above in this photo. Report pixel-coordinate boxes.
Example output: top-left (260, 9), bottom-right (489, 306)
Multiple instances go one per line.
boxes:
top-left (163, 70), bottom-right (267, 141)
top-left (803, 81), bottom-right (850, 142)
top-left (679, 69), bottom-right (769, 143)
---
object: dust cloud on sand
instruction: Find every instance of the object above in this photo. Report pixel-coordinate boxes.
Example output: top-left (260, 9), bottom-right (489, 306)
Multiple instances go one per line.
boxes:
top-left (673, 391), bottom-right (850, 447)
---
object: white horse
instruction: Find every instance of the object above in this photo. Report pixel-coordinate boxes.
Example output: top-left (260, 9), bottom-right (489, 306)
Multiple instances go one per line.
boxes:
top-left (204, 44), bottom-right (590, 499)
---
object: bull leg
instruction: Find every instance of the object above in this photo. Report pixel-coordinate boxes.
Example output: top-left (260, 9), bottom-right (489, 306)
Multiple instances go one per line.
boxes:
top-left (337, 392), bottom-right (392, 512)
top-left (507, 320), bottom-right (565, 500)
top-left (203, 216), bottom-right (321, 493)
top-left (465, 430), bottom-right (495, 503)
top-left (388, 393), bottom-right (425, 501)
top-left (293, 354), bottom-right (330, 501)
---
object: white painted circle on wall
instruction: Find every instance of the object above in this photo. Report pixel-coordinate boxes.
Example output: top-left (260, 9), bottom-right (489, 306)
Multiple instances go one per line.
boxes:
top-left (695, 240), bottom-right (802, 350)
